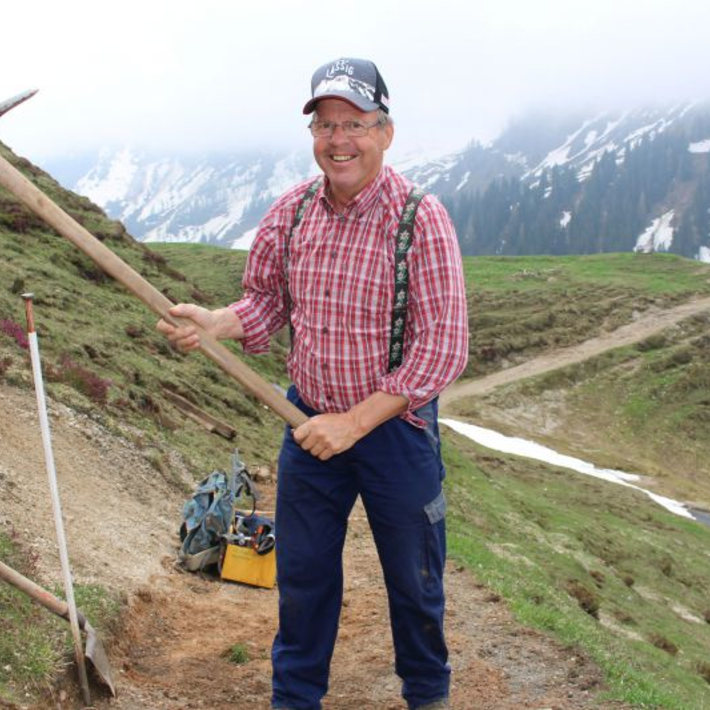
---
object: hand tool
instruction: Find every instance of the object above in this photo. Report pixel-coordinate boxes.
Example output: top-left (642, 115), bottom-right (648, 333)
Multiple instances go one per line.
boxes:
top-left (0, 558), bottom-right (116, 697)
top-left (22, 293), bottom-right (92, 705)
top-left (0, 90), bottom-right (308, 428)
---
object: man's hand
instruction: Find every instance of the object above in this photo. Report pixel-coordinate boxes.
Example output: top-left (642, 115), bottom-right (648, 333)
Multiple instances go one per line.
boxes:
top-left (292, 391), bottom-right (409, 460)
top-left (156, 304), bottom-right (244, 352)
top-left (292, 412), bottom-right (361, 461)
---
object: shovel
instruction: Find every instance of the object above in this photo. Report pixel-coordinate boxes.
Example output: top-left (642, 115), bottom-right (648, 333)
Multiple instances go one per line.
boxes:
top-left (0, 559), bottom-right (116, 697)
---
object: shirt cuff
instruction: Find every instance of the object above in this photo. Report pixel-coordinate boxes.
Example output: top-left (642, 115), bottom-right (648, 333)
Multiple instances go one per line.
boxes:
top-left (377, 378), bottom-right (427, 429)
top-left (229, 300), bottom-right (271, 354)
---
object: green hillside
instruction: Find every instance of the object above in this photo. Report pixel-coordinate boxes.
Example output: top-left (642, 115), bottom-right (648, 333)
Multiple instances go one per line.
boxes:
top-left (0, 142), bottom-right (288, 478)
top-left (2, 145), bottom-right (710, 706)
top-left (464, 253), bottom-right (710, 377)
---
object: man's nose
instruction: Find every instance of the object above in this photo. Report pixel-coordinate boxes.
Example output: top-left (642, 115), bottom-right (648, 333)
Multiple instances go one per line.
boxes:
top-left (328, 124), bottom-right (350, 142)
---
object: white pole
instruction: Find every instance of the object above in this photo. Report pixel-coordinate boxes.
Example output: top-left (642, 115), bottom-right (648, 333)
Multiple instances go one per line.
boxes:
top-left (22, 294), bottom-right (92, 707)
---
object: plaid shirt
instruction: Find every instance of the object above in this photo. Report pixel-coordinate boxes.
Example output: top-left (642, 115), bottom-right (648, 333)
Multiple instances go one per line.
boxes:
top-left (231, 165), bottom-right (468, 427)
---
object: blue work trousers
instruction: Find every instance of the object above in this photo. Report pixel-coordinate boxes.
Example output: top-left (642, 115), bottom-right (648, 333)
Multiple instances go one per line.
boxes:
top-left (271, 386), bottom-right (450, 710)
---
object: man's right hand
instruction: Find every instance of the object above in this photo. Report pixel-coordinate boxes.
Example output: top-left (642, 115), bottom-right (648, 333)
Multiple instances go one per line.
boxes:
top-left (156, 304), bottom-right (244, 352)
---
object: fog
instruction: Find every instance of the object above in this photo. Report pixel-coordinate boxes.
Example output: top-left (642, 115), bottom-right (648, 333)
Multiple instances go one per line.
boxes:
top-left (2, 0), bottom-right (708, 162)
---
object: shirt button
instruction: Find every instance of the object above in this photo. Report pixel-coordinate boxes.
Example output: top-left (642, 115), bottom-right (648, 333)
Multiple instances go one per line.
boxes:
top-left (322, 362), bottom-right (329, 369)
top-left (324, 289), bottom-right (330, 297)
top-left (322, 326), bottom-right (329, 335)
top-left (331, 250), bottom-right (337, 258)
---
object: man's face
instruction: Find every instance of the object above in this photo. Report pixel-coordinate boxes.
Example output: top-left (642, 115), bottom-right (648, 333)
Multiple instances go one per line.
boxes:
top-left (311, 98), bottom-right (394, 209)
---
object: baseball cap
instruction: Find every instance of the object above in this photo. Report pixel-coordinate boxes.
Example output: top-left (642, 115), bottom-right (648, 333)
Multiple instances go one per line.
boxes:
top-left (303, 58), bottom-right (390, 115)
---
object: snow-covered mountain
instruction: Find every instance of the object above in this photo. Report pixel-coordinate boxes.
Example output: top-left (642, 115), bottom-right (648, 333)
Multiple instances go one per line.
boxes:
top-left (69, 150), bottom-right (318, 249)
top-left (51, 101), bottom-right (710, 259)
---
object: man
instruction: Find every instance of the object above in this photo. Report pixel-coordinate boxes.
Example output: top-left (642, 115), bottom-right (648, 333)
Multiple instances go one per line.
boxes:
top-left (158, 57), bottom-right (468, 710)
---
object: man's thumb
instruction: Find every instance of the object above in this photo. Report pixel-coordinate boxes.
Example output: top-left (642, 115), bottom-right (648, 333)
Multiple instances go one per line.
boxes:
top-left (169, 303), bottom-right (197, 319)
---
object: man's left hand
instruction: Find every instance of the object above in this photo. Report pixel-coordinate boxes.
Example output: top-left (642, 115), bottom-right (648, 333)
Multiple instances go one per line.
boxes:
top-left (292, 413), bottom-right (361, 461)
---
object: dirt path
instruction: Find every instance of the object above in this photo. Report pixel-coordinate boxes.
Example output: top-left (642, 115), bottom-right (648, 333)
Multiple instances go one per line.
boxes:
top-left (0, 382), bottom-right (622, 709)
top-left (441, 296), bottom-right (710, 406)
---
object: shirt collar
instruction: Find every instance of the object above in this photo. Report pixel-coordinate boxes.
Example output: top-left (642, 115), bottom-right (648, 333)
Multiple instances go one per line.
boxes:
top-left (320, 166), bottom-right (388, 219)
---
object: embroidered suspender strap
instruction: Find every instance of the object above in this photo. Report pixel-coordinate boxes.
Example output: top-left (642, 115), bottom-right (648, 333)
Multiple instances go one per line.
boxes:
top-left (388, 186), bottom-right (426, 372)
top-left (284, 178), bottom-right (322, 343)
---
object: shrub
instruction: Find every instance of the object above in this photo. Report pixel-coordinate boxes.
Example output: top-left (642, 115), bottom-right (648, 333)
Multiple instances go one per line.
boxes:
top-left (0, 319), bottom-right (29, 350)
top-left (47, 355), bottom-right (111, 405)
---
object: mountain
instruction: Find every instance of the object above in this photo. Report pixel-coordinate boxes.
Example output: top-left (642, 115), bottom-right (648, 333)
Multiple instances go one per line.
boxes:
top-left (48, 102), bottom-right (710, 259)
top-left (53, 149), bottom-right (318, 249)
top-left (442, 102), bottom-right (710, 260)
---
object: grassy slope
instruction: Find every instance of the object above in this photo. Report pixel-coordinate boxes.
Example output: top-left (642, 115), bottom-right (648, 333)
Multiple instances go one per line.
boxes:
top-left (0, 144), bottom-right (288, 478)
top-left (444, 434), bottom-right (710, 709)
top-left (2, 145), bottom-right (710, 705)
top-left (465, 253), bottom-right (710, 377)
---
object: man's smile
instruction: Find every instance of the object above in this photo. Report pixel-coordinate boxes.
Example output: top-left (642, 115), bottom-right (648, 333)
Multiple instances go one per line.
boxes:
top-left (331, 154), bottom-right (356, 162)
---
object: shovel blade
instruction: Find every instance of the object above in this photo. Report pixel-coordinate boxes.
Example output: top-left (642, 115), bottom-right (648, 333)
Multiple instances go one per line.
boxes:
top-left (84, 620), bottom-right (116, 697)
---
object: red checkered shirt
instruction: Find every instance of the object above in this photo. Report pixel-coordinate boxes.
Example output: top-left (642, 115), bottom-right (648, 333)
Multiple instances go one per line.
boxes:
top-left (230, 165), bottom-right (469, 427)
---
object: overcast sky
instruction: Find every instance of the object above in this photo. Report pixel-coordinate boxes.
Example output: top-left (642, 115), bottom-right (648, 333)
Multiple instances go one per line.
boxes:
top-left (1, 0), bottom-right (708, 162)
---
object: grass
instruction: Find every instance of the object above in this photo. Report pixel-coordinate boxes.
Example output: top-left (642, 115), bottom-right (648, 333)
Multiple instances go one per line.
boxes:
top-left (0, 142), bottom-right (287, 478)
top-left (464, 253), bottom-right (710, 378)
top-left (0, 530), bottom-right (120, 704)
top-left (223, 642), bottom-right (250, 665)
top-left (443, 433), bottom-right (710, 709)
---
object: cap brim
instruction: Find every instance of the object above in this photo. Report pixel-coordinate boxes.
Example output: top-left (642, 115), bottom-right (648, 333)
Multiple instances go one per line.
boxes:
top-left (303, 92), bottom-right (380, 115)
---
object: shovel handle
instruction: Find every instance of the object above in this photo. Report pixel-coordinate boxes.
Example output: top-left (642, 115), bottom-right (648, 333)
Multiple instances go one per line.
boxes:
top-left (0, 151), bottom-right (307, 427)
top-left (0, 559), bottom-right (87, 628)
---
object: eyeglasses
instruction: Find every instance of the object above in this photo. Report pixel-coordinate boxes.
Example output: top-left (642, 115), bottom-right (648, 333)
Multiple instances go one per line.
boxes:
top-left (309, 118), bottom-right (384, 138)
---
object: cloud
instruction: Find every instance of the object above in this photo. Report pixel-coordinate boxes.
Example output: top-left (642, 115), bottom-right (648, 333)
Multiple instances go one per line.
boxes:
top-left (1, 0), bottom-right (708, 160)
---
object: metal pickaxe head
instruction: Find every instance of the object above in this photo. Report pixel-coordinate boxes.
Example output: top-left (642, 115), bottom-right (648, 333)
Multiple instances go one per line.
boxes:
top-left (0, 89), bottom-right (38, 120)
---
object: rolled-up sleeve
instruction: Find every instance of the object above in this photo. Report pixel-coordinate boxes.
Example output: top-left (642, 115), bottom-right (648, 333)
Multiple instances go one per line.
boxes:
top-left (377, 196), bottom-right (469, 424)
top-left (229, 202), bottom-right (292, 354)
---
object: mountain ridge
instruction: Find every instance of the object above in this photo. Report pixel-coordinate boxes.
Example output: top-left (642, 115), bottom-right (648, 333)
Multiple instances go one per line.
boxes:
top-left (46, 101), bottom-right (710, 259)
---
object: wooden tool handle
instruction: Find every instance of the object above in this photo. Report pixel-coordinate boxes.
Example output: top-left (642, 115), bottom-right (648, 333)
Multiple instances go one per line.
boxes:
top-left (0, 152), bottom-right (308, 427)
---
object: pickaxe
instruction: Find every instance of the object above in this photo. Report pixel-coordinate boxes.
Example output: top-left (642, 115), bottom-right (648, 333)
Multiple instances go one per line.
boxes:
top-left (0, 89), bottom-right (308, 428)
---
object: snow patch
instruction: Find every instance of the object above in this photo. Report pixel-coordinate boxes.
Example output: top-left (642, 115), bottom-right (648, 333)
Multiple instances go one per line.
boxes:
top-left (698, 246), bottom-right (710, 263)
top-left (230, 226), bottom-right (258, 251)
top-left (440, 418), bottom-right (695, 520)
top-left (559, 211), bottom-right (571, 228)
top-left (76, 147), bottom-right (137, 205)
top-left (689, 139), bottom-right (710, 154)
top-left (456, 171), bottom-right (470, 191)
top-left (634, 210), bottom-right (675, 253)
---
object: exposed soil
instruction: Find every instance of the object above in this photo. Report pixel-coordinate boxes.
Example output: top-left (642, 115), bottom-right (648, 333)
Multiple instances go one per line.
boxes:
top-left (0, 382), bottom-right (623, 710)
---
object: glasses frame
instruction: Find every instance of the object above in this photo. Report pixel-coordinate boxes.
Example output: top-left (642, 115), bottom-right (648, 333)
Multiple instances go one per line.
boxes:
top-left (308, 117), bottom-right (386, 138)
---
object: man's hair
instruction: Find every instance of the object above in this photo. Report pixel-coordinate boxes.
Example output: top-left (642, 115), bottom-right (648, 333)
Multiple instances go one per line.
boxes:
top-left (378, 109), bottom-right (393, 126)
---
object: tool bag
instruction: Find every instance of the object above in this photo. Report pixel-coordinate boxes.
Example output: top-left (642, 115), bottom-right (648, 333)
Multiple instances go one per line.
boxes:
top-left (178, 450), bottom-right (259, 571)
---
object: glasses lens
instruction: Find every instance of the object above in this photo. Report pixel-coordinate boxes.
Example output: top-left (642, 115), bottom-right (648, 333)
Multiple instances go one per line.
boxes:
top-left (344, 121), bottom-right (366, 137)
top-left (309, 120), bottom-right (377, 137)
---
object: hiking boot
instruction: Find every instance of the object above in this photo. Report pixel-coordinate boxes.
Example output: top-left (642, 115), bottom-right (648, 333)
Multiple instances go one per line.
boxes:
top-left (417, 699), bottom-right (451, 709)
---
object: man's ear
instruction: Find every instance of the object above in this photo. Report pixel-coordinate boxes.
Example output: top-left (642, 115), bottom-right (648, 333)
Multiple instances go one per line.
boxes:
top-left (382, 121), bottom-right (394, 150)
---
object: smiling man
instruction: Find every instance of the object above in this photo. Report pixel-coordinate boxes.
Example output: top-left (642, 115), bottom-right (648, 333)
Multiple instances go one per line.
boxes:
top-left (158, 58), bottom-right (468, 710)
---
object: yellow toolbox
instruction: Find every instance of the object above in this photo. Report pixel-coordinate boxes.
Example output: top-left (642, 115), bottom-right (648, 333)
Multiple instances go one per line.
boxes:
top-left (220, 542), bottom-right (276, 589)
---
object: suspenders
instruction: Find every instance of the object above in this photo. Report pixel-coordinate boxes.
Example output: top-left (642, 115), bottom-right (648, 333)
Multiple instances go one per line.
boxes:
top-left (388, 186), bottom-right (425, 371)
top-left (285, 179), bottom-right (425, 372)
